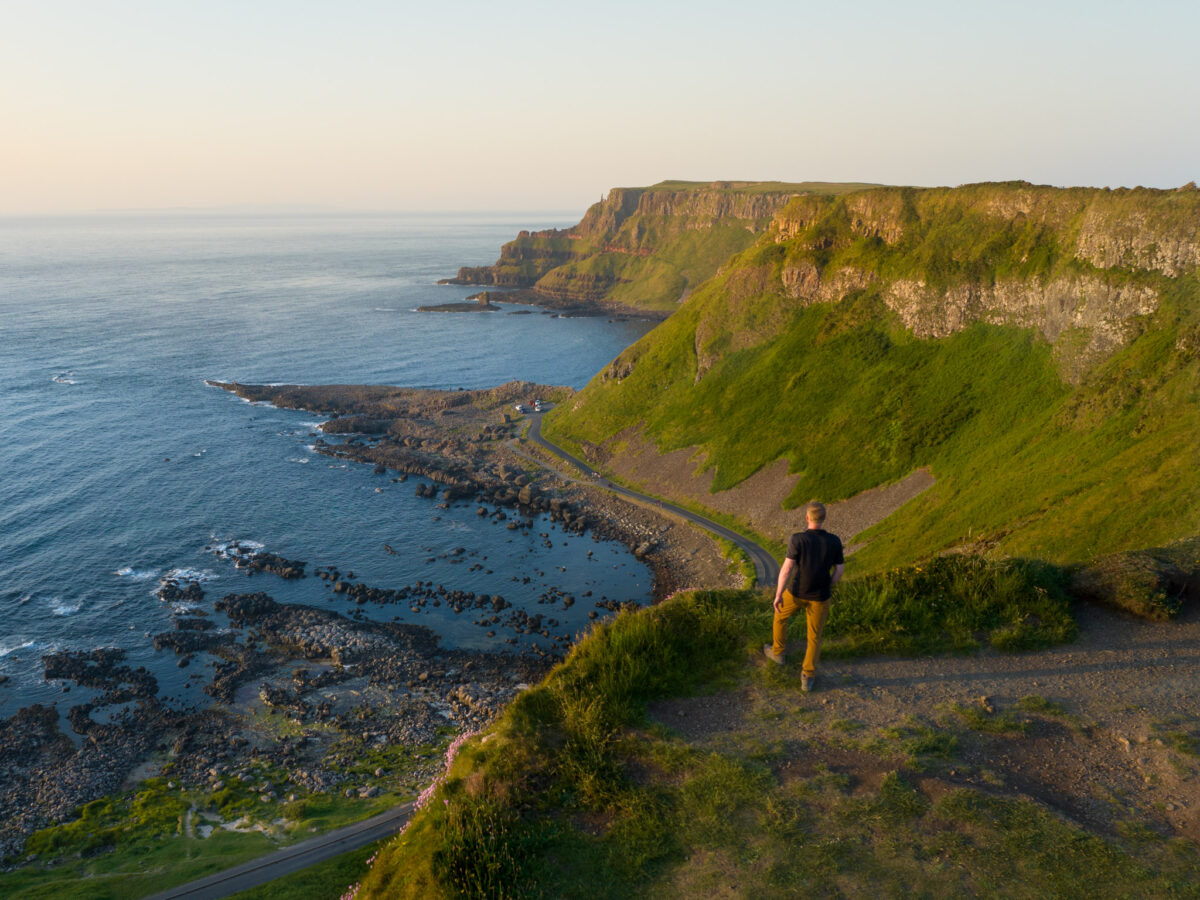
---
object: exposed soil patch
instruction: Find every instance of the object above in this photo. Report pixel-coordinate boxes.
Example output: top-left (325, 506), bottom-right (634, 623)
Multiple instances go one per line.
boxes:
top-left (588, 427), bottom-right (934, 546)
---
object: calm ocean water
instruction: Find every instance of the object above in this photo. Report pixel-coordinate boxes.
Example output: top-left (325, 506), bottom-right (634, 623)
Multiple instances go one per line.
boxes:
top-left (0, 213), bottom-right (655, 717)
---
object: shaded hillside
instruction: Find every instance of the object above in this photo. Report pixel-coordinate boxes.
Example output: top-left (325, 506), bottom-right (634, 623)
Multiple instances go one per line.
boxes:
top-left (443, 181), bottom-right (880, 314)
top-left (543, 182), bottom-right (1200, 570)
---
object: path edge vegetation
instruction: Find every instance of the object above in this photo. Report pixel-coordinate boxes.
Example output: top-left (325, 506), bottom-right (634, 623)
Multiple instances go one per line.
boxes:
top-left (349, 565), bottom-right (1199, 899)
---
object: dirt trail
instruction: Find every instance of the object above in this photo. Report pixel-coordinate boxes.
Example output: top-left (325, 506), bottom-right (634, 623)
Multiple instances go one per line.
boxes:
top-left (651, 602), bottom-right (1200, 843)
top-left (594, 427), bottom-right (934, 546)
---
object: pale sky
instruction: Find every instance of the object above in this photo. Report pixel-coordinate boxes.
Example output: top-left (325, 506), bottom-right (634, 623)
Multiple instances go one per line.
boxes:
top-left (2, 0), bottom-right (1197, 213)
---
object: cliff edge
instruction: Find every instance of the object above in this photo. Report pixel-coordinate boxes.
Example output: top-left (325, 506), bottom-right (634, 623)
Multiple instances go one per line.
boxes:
top-left (441, 180), bottom-right (881, 314)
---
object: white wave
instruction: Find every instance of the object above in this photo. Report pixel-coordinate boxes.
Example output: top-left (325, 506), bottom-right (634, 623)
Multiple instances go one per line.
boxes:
top-left (161, 567), bottom-right (218, 583)
top-left (51, 372), bottom-right (77, 385)
top-left (193, 449), bottom-right (207, 457)
top-left (374, 307), bottom-right (397, 312)
top-left (50, 598), bottom-right (82, 616)
top-left (0, 639), bottom-right (34, 658)
top-left (170, 602), bottom-right (206, 614)
top-left (208, 536), bottom-right (265, 554)
top-left (289, 457), bottom-right (310, 464)
top-left (115, 566), bottom-right (158, 580)
top-left (300, 422), bottom-right (324, 429)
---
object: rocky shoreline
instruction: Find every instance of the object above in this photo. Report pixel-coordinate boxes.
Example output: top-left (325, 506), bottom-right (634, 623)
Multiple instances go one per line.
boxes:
top-left (0, 378), bottom-right (739, 866)
top-left (208, 379), bottom-right (727, 600)
top-left (432, 283), bottom-right (667, 320)
top-left (0, 579), bottom-right (555, 862)
top-left (416, 293), bottom-right (499, 313)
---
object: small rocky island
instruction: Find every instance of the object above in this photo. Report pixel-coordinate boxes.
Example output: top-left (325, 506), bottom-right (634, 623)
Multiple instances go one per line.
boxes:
top-left (416, 292), bottom-right (498, 312)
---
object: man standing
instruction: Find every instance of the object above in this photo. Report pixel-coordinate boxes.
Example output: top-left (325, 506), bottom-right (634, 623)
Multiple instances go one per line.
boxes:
top-left (765, 501), bottom-right (844, 692)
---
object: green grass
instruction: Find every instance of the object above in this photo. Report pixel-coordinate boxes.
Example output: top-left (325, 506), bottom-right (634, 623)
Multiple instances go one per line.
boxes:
top-left (0, 732), bottom-right (451, 900)
top-left (1151, 719), bottom-right (1200, 757)
top-left (950, 703), bottom-right (1032, 736)
top-left (349, 586), bottom-right (1197, 899)
top-left (714, 536), bottom-right (756, 584)
top-left (881, 720), bottom-right (961, 761)
top-left (225, 840), bottom-right (386, 900)
top-left (0, 828), bottom-right (276, 900)
top-left (544, 183), bottom-right (1200, 575)
top-left (1069, 541), bottom-right (1194, 620)
top-left (825, 555), bottom-right (1076, 656)
top-left (1016, 695), bottom-right (1067, 716)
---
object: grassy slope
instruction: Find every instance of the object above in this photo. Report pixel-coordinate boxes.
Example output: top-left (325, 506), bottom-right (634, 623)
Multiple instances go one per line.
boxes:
top-left (543, 184), bottom-right (1200, 572)
top-left (349, 586), bottom-right (1198, 899)
top-left (0, 728), bottom-right (450, 900)
top-left (538, 224), bottom-right (760, 312)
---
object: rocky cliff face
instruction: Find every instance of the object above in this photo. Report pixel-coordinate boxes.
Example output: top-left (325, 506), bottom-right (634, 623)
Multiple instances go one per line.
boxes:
top-left (763, 182), bottom-right (1200, 378)
top-left (444, 181), bottom-right (849, 309)
top-left (772, 182), bottom-right (1200, 278)
top-left (573, 184), bottom-right (798, 241)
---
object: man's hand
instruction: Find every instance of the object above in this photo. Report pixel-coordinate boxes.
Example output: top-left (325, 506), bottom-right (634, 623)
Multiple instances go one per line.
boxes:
top-left (775, 557), bottom-right (795, 613)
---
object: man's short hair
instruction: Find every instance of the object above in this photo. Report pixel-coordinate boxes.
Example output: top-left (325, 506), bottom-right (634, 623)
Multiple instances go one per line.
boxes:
top-left (805, 501), bottom-right (827, 523)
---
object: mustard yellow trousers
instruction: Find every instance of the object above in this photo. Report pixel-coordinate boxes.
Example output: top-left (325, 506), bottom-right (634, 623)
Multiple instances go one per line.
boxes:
top-left (772, 590), bottom-right (829, 677)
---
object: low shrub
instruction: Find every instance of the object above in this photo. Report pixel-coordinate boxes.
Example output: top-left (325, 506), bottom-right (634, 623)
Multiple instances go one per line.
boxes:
top-left (826, 555), bottom-right (1075, 656)
top-left (430, 795), bottom-right (547, 900)
top-left (1070, 539), bottom-right (1198, 620)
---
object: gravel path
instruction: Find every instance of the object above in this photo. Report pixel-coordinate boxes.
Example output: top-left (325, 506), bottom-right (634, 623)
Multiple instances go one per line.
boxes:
top-left (651, 600), bottom-right (1200, 843)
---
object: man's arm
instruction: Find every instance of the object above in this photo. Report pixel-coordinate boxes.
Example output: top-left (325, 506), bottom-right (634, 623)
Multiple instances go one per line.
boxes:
top-left (774, 558), bottom-right (795, 611)
top-left (831, 563), bottom-right (844, 589)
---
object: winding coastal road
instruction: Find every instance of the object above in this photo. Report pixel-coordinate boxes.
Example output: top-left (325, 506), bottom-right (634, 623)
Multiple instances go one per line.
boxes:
top-left (525, 411), bottom-right (779, 588)
top-left (151, 412), bottom-right (778, 899)
top-left (145, 802), bottom-right (412, 900)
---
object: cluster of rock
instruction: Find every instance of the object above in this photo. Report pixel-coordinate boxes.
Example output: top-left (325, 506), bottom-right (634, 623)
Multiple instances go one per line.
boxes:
top-left (0, 379), bottom-right (698, 864)
top-left (234, 552), bottom-right (307, 579)
top-left (0, 651), bottom-right (184, 860)
top-left (158, 577), bottom-right (205, 604)
top-left (1, 573), bottom-right (562, 862)
top-left (161, 593), bottom-right (551, 788)
top-left (207, 379), bottom-right (692, 600)
top-left (204, 541), bottom-right (308, 579)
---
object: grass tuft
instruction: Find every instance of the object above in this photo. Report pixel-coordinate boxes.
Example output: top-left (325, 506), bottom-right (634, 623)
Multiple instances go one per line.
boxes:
top-left (825, 555), bottom-right (1075, 656)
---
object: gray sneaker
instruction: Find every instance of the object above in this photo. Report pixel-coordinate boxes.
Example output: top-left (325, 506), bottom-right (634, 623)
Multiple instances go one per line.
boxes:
top-left (762, 644), bottom-right (784, 665)
top-left (801, 674), bottom-right (815, 693)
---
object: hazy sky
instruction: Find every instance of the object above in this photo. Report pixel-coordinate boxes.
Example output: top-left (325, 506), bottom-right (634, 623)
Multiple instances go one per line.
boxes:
top-left (3, 0), bottom-right (1197, 213)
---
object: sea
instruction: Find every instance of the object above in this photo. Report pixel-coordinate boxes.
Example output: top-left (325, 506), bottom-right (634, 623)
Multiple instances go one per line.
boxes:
top-left (0, 212), bottom-right (656, 719)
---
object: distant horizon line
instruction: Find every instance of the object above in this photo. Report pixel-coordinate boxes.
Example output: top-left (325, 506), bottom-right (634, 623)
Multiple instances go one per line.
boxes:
top-left (0, 205), bottom-right (586, 218)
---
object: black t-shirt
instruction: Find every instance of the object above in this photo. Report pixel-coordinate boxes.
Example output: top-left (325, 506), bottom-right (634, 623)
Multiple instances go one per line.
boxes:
top-left (786, 529), bottom-right (844, 600)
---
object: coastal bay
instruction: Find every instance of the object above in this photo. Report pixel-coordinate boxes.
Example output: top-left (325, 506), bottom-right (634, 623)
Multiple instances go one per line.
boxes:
top-left (0, 213), bottom-right (670, 890)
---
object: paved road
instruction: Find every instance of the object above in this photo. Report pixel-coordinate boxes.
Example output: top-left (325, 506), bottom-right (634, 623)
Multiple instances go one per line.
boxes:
top-left (148, 412), bottom-right (778, 899)
top-left (144, 802), bottom-right (413, 900)
top-left (525, 412), bottom-right (779, 587)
